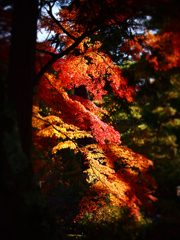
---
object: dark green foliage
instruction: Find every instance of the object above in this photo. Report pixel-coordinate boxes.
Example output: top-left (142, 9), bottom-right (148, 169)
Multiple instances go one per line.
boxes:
top-left (100, 56), bottom-right (180, 239)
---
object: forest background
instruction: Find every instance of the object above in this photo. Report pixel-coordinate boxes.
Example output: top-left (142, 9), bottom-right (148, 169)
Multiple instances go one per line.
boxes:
top-left (1, 0), bottom-right (180, 239)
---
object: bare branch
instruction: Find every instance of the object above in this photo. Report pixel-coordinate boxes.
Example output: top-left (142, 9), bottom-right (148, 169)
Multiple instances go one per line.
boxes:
top-left (47, 9), bottom-right (77, 41)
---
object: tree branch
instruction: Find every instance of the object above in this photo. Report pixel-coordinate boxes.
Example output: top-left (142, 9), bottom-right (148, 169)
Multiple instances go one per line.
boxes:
top-left (32, 114), bottom-right (86, 188)
top-left (46, 6), bottom-right (77, 41)
top-left (36, 26), bottom-right (99, 82)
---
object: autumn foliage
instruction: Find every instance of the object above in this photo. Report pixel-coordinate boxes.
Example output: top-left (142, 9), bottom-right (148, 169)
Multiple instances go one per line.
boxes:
top-left (30, 1), bottom-right (159, 223)
top-left (121, 19), bottom-right (180, 71)
top-left (77, 144), bottom-right (156, 219)
top-left (2, 0), bottom-right (180, 239)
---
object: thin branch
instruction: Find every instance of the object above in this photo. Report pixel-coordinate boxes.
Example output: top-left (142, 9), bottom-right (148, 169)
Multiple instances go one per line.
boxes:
top-left (46, 7), bottom-right (77, 41)
top-left (32, 114), bottom-right (84, 189)
top-left (36, 26), bottom-right (99, 82)
top-left (33, 114), bottom-right (82, 151)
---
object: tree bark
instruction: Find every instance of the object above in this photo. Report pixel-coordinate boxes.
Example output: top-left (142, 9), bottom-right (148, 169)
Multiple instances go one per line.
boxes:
top-left (1, 1), bottom-right (64, 239)
top-left (7, 0), bottom-right (38, 160)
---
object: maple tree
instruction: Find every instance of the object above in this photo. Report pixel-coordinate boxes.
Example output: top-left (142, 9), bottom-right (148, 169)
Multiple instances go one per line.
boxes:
top-left (31, 1), bottom-right (158, 237)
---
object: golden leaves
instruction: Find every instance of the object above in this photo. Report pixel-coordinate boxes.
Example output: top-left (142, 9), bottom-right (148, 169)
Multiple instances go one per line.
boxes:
top-left (52, 140), bottom-right (77, 154)
top-left (32, 105), bottom-right (156, 220)
top-left (32, 105), bottom-right (93, 149)
top-left (79, 143), bottom-right (156, 219)
top-left (107, 143), bottom-right (154, 171)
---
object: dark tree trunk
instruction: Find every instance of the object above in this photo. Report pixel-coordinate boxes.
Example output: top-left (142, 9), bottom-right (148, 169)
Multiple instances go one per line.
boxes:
top-left (0, 1), bottom-right (64, 239)
top-left (7, 0), bottom-right (38, 160)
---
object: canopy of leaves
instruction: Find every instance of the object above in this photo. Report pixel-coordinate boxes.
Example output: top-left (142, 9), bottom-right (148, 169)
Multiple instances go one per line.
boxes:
top-left (31, 2), bottom-right (159, 235)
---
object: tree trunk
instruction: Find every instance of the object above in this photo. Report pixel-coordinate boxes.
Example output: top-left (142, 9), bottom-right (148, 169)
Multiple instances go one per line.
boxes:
top-left (7, 0), bottom-right (38, 160)
top-left (0, 1), bottom-right (64, 239)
